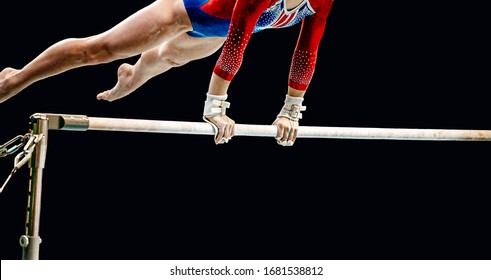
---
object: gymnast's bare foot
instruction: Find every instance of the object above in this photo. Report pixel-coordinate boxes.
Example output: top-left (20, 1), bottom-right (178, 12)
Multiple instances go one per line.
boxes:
top-left (97, 63), bottom-right (142, 102)
top-left (0, 68), bottom-right (22, 104)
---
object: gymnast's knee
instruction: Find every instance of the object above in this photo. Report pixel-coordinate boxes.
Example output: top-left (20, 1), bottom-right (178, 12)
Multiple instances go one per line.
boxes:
top-left (158, 46), bottom-right (189, 67)
top-left (164, 56), bottom-right (188, 67)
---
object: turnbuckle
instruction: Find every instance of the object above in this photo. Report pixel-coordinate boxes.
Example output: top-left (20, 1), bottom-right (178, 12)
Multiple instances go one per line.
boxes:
top-left (1, 134), bottom-right (44, 194)
top-left (0, 134), bottom-right (29, 158)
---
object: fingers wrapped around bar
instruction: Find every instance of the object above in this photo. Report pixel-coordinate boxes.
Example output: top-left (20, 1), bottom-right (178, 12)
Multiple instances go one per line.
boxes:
top-left (273, 95), bottom-right (306, 147)
top-left (203, 93), bottom-right (235, 145)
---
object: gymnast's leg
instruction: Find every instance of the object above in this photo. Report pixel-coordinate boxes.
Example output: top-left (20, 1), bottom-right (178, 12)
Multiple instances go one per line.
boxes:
top-left (97, 34), bottom-right (225, 102)
top-left (0, 0), bottom-right (192, 104)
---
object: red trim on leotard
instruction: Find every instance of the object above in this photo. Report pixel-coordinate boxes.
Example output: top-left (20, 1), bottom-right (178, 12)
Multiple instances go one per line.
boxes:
top-left (201, 0), bottom-right (236, 19)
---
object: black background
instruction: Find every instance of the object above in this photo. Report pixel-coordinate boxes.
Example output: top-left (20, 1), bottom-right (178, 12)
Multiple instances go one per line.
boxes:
top-left (1, 1), bottom-right (489, 260)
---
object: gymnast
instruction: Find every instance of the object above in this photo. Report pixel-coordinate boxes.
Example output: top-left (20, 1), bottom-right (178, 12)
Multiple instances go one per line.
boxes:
top-left (0, 0), bottom-right (334, 146)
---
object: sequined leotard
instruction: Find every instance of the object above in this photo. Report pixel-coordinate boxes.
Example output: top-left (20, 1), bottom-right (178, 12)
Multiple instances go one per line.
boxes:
top-left (183, 0), bottom-right (334, 90)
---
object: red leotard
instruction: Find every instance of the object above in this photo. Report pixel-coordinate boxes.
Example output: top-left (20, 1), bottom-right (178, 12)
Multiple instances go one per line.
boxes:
top-left (210, 0), bottom-right (334, 91)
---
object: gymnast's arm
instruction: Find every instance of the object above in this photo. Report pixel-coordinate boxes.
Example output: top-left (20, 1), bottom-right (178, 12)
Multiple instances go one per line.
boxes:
top-left (204, 0), bottom-right (334, 145)
top-left (203, 0), bottom-right (274, 145)
top-left (274, 0), bottom-right (334, 146)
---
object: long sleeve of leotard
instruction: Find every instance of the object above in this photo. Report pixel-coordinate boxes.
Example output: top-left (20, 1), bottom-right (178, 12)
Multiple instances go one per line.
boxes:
top-left (213, 0), bottom-right (335, 92)
top-left (213, 0), bottom-right (275, 81)
top-left (288, 0), bottom-right (334, 91)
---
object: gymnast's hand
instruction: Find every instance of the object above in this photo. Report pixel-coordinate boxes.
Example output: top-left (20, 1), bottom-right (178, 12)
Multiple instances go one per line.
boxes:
top-left (204, 114), bottom-right (236, 145)
top-left (202, 93), bottom-right (235, 145)
top-left (273, 94), bottom-right (306, 147)
top-left (273, 117), bottom-right (299, 146)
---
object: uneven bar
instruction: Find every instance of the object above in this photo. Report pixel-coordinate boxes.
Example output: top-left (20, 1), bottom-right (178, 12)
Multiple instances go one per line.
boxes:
top-left (40, 114), bottom-right (491, 141)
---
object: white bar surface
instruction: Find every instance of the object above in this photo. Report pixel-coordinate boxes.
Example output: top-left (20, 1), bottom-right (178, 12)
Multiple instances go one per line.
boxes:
top-left (88, 117), bottom-right (491, 141)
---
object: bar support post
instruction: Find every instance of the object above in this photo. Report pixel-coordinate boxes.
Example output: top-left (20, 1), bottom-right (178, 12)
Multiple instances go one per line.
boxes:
top-left (20, 114), bottom-right (49, 260)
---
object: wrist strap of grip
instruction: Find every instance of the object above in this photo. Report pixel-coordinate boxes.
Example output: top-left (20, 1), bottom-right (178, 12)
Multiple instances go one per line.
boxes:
top-left (203, 93), bottom-right (230, 117)
top-left (277, 95), bottom-right (306, 122)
